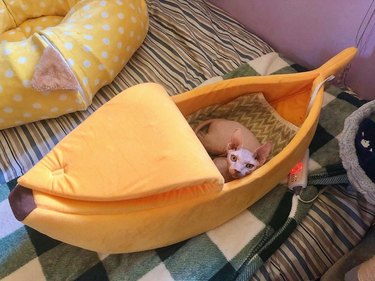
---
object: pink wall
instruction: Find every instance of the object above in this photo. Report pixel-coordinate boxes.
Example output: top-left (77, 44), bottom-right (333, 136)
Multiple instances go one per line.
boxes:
top-left (209, 0), bottom-right (375, 100)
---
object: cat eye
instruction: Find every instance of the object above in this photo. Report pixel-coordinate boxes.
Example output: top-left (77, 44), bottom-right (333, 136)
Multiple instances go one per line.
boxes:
top-left (246, 163), bottom-right (254, 169)
top-left (230, 155), bottom-right (237, 162)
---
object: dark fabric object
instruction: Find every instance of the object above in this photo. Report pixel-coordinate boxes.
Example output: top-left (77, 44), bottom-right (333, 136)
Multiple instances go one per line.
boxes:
top-left (8, 185), bottom-right (36, 221)
top-left (355, 118), bottom-right (375, 183)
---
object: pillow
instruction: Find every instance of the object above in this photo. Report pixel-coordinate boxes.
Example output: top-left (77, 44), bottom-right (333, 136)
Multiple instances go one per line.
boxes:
top-left (0, 0), bottom-right (149, 130)
top-left (187, 92), bottom-right (299, 158)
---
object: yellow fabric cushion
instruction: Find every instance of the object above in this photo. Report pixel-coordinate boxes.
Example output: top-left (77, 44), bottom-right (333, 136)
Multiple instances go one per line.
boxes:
top-left (17, 83), bottom-right (223, 201)
top-left (1, 0), bottom-right (78, 28)
top-left (40, 0), bottom-right (149, 101)
top-left (0, 0), bottom-right (148, 130)
top-left (0, 1), bottom-right (17, 36)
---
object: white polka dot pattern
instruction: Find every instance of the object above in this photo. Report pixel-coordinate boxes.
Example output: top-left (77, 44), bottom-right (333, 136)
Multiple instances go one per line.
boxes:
top-left (42, 0), bottom-right (149, 99)
top-left (0, 0), bottom-right (148, 130)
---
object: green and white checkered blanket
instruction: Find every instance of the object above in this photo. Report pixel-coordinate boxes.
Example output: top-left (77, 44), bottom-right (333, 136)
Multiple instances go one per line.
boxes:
top-left (0, 52), bottom-right (370, 281)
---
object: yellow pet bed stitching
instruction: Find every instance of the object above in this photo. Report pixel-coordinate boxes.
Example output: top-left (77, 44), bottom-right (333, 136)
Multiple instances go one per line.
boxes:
top-left (0, 0), bottom-right (149, 130)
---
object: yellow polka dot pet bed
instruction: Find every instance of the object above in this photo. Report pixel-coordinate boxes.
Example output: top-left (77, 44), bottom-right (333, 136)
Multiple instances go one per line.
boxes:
top-left (9, 48), bottom-right (356, 253)
top-left (0, 0), bottom-right (148, 129)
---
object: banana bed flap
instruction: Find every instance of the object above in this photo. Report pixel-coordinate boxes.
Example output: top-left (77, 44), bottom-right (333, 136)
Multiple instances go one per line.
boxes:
top-left (10, 83), bottom-right (224, 221)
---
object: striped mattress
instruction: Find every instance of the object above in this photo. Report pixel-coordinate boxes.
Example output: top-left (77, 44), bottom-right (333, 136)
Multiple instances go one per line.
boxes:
top-left (253, 185), bottom-right (375, 280)
top-left (0, 0), bottom-right (373, 280)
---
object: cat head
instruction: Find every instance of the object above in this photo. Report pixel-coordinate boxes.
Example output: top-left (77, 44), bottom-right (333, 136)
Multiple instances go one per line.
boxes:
top-left (226, 129), bottom-right (273, 179)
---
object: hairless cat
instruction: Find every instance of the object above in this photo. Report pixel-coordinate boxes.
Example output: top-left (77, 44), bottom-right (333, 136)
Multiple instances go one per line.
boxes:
top-left (195, 119), bottom-right (273, 182)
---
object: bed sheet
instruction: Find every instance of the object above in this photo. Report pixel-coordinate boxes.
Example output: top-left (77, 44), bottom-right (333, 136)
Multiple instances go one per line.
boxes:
top-left (1, 1), bottom-right (374, 280)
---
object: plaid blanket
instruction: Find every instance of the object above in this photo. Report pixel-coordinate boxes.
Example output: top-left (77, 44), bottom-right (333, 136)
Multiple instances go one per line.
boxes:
top-left (0, 53), bottom-right (370, 281)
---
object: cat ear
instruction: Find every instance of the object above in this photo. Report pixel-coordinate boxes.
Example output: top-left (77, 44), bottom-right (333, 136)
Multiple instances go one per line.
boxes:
top-left (254, 142), bottom-right (273, 165)
top-left (227, 129), bottom-right (243, 151)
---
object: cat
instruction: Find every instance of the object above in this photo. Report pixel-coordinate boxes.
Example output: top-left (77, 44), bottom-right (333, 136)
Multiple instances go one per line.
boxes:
top-left (195, 119), bottom-right (273, 182)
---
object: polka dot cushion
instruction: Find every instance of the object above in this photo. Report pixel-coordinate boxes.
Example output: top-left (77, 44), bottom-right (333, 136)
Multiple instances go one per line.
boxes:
top-left (0, 0), bottom-right (148, 130)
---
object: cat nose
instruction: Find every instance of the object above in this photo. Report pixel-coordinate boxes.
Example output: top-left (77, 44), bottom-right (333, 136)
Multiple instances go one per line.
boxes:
top-left (234, 169), bottom-right (242, 175)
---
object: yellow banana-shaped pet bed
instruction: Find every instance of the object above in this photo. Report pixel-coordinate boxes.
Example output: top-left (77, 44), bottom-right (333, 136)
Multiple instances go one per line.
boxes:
top-left (0, 0), bottom-right (148, 130)
top-left (9, 48), bottom-right (357, 253)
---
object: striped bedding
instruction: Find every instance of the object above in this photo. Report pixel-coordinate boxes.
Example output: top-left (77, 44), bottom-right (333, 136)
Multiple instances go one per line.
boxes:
top-left (253, 185), bottom-right (375, 280)
top-left (0, 0), bottom-right (373, 280)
